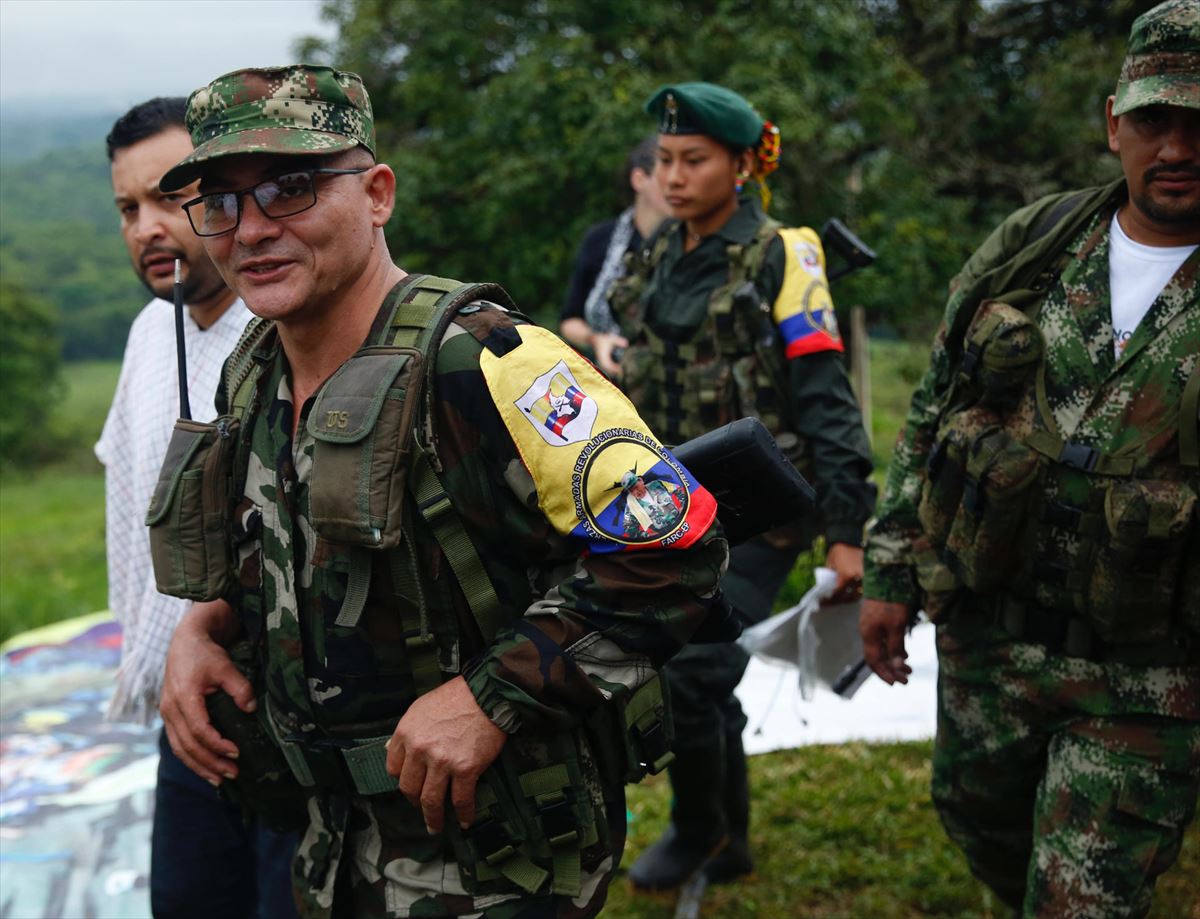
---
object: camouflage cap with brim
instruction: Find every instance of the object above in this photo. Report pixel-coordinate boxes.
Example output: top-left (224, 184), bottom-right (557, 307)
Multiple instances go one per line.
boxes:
top-left (1112, 0), bottom-right (1200, 116)
top-left (160, 64), bottom-right (375, 192)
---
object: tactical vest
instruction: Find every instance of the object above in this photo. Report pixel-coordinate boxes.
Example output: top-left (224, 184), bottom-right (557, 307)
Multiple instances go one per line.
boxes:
top-left (913, 183), bottom-right (1200, 665)
top-left (146, 274), bottom-right (673, 899)
top-left (610, 218), bottom-right (809, 475)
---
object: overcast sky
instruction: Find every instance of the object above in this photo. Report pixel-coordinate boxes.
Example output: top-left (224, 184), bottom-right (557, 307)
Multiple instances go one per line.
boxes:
top-left (0, 0), bottom-right (339, 113)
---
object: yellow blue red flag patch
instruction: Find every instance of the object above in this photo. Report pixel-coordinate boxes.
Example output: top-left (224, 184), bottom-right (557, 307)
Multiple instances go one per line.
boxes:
top-left (480, 325), bottom-right (717, 553)
top-left (773, 227), bottom-right (843, 358)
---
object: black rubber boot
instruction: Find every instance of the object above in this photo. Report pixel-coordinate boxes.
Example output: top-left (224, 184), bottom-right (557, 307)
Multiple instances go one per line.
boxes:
top-left (628, 744), bottom-right (728, 891)
top-left (704, 728), bottom-right (754, 883)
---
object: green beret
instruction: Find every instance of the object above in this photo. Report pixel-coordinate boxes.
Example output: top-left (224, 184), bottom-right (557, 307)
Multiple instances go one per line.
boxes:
top-left (645, 83), bottom-right (764, 148)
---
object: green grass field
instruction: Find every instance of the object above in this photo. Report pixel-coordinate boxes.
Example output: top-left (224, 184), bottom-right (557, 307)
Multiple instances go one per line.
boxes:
top-left (0, 360), bottom-right (115, 643)
top-left (1, 349), bottom-right (1196, 917)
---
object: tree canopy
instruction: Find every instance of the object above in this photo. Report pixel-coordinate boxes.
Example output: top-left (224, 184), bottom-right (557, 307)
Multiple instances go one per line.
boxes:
top-left (299, 0), bottom-right (1140, 332)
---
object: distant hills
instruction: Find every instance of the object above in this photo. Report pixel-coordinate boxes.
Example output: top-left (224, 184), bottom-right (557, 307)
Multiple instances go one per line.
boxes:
top-left (0, 107), bottom-right (145, 360)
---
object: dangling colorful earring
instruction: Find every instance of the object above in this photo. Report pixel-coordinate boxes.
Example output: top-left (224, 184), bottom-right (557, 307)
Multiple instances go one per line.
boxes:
top-left (735, 172), bottom-right (748, 194)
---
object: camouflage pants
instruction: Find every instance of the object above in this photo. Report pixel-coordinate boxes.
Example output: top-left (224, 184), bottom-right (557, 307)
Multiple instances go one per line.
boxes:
top-left (932, 610), bottom-right (1200, 918)
top-left (295, 788), bottom-right (627, 918)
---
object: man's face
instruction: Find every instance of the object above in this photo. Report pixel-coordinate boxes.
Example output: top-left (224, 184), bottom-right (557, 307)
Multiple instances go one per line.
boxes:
top-left (630, 478), bottom-right (647, 498)
top-left (1107, 100), bottom-right (1200, 234)
top-left (195, 152), bottom-right (380, 324)
top-left (111, 127), bottom-right (226, 304)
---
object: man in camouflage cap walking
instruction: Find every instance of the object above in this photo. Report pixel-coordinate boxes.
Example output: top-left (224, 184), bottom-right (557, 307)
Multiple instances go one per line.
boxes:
top-left (860, 2), bottom-right (1199, 915)
top-left (155, 64), bottom-right (728, 918)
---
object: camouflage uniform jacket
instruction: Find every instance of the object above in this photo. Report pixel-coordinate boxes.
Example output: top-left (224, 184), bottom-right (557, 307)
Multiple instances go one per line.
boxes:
top-left (865, 183), bottom-right (1200, 670)
top-left (219, 283), bottom-right (728, 916)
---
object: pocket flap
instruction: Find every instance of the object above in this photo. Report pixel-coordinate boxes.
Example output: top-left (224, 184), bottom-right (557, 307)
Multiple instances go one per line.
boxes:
top-left (308, 349), bottom-right (416, 445)
top-left (145, 423), bottom-right (210, 526)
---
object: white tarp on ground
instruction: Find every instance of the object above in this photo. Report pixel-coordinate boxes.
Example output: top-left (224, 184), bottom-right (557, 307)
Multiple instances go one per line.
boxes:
top-left (735, 567), bottom-right (938, 755)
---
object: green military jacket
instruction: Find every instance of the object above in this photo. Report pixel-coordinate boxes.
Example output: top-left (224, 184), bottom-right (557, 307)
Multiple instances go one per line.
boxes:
top-left (614, 198), bottom-right (875, 547)
top-left (219, 279), bottom-right (727, 916)
top-left (866, 183), bottom-right (1200, 660)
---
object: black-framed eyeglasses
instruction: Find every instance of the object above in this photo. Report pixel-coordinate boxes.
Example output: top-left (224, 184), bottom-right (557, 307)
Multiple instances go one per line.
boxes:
top-left (182, 167), bottom-right (370, 237)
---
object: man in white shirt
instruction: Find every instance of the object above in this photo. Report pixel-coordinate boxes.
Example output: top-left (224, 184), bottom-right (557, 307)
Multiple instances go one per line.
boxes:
top-left (98, 97), bottom-right (296, 919)
top-left (861, 1), bottom-right (1199, 914)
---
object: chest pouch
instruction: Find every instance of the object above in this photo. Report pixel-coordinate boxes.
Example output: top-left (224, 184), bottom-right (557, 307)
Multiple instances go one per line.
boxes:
top-left (959, 300), bottom-right (1043, 409)
top-left (145, 416), bottom-right (239, 601)
top-left (919, 405), bottom-right (1003, 553)
top-left (1087, 480), bottom-right (1198, 644)
top-left (307, 346), bottom-right (424, 549)
top-left (944, 427), bottom-right (1041, 594)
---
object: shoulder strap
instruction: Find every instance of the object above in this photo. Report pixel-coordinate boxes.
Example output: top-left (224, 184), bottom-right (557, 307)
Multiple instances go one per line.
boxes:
top-left (224, 316), bottom-right (274, 418)
top-left (1180, 363), bottom-right (1200, 469)
top-left (383, 274), bottom-right (516, 645)
top-left (945, 179), bottom-right (1124, 369)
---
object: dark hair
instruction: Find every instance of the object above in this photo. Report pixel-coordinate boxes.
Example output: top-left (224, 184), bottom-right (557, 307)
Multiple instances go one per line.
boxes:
top-left (105, 97), bottom-right (188, 161)
top-left (620, 135), bottom-right (659, 204)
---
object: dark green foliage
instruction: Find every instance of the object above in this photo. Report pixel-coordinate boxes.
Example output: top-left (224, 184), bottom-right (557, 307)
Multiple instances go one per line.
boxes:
top-left (0, 145), bottom-right (146, 360)
top-left (0, 280), bottom-right (65, 468)
top-left (300, 0), bottom-right (1139, 333)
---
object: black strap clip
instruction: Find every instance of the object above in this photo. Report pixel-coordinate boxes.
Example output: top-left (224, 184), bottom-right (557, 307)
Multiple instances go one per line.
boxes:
top-left (1059, 442), bottom-right (1099, 472)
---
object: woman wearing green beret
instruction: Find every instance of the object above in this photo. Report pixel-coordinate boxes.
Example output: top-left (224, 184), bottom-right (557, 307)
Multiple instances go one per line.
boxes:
top-left (609, 82), bottom-right (876, 891)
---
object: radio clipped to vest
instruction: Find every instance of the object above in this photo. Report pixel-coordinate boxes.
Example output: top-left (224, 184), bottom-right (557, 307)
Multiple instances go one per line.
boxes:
top-left (145, 415), bottom-right (240, 601)
top-left (145, 260), bottom-right (241, 601)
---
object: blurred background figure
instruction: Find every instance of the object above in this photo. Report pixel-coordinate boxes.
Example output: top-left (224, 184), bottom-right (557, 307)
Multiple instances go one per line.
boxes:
top-left (559, 136), bottom-right (669, 377)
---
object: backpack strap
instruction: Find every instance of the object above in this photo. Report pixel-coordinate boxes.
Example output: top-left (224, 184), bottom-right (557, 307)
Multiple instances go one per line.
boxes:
top-left (1180, 363), bottom-right (1200, 469)
top-left (945, 179), bottom-right (1125, 370)
top-left (224, 315), bottom-right (274, 418)
top-left (386, 275), bottom-right (516, 646)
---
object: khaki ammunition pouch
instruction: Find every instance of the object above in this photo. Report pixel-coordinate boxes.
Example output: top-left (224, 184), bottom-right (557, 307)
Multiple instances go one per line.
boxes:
top-left (943, 428), bottom-right (1041, 593)
top-left (585, 673), bottom-right (674, 787)
top-left (448, 736), bottom-right (604, 898)
top-left (307, 346), bottom-right (425, 548)
top-left (1087, 480), bottom-right (1198, 644)
top-left (958, 300), bottom-right (1043, 409)
top-left (145, 416), bottom-right (239, 601)
top-left (918, 405), bottom-right (1003, 553)
top-left (205, 642), bottom-right (309, 832)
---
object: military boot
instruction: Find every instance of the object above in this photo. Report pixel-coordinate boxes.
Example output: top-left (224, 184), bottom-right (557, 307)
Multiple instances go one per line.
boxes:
top-left (628, 743), bottom-right (728, 891)
top-left (703, 728), bottom-right (754, 883)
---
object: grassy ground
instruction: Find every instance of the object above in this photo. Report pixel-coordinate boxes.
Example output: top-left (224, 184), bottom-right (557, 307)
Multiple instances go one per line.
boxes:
top-left (608, 742), bottom-right (1200, 918)
top-left (0, 360), bottom-right (116, 643)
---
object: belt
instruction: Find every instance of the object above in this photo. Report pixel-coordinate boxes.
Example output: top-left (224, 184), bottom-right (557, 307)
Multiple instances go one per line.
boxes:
top-left (985, 592), bottom-right (1197, 667)
top-left (264, 699), bottom-right (397, 796)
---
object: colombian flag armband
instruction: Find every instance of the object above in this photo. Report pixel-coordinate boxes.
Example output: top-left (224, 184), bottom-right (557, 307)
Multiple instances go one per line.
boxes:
top-left (773, 227), bottom-right (844, 359)
top-left (479, 325), bottom-right (717, 555)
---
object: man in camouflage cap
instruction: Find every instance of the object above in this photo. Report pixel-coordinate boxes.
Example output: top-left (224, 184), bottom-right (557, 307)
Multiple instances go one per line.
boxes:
top-left (860, 1), bottom-right (1199, 915)
top-left (156, 64), bottom-right (728, 918)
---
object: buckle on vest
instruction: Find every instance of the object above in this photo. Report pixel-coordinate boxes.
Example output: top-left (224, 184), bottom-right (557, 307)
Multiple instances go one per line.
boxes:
top-left (632, 720), bottom-right (672, 774)
top-left (1059, 442), bottom-right (1099, 472)
top-left (1042, 500), bottom-right (1083, 532)
top-left (960, 341), bottom-right (982, 379)
top-left (535, 792), bottom-right (579, 846)
top-left (469, 817), bottom-right (517, 866)
top-left (418, 492), bottom-right (453, 522)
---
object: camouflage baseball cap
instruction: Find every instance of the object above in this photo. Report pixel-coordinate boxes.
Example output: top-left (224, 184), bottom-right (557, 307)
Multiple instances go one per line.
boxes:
top-left (1111, 0), bottom-right (1200, 116)
top-left (159, 64), bottom-right (375, 192)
